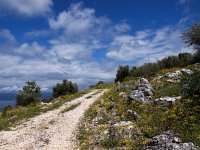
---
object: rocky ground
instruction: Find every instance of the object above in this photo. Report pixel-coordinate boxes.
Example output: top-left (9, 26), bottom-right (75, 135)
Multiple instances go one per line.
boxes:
top-left (0, 89), bottom-right (107, 150)
top-left (77, 67), bottom-right (200, 150)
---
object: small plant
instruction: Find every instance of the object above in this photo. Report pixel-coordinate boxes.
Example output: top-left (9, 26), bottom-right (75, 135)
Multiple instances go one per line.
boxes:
top-left (1, 105), bottom-right (13, 116)
top-left (86, 95), bottom-right (92, 99)
top-left (61, 103), bottom-right (81, 113)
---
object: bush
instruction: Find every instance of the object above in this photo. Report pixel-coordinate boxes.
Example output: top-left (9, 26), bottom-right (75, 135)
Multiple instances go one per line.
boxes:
top-left (52, 79), bottom-right (78, 98)
top-left (180, 70), bottom-right (200, 104)
top-left (97, 81), bottom-right (104, 85)
top-left (115, 65), bottom-right (130, 82)
top-left (178, 52), bottom-right (194, 67)
top-left (16, 81), bottom-right (41, 106)
top-left (158, 55), bottom-right (180, 69)
top-left (2, 105), bottom-right (12, 116)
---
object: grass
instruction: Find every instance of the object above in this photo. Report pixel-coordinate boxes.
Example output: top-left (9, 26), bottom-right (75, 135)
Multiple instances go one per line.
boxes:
top-left (85, 95), bottom-right (92, 99)
top-left (0, 88), bottom-right (92, 131)
top-left (154, 83), bottom-right (181, 98)
top-left (61, 103), bottom-right (81, 113)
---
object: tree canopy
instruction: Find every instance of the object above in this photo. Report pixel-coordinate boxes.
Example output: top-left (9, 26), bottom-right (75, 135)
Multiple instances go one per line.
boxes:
top-left (16, 81), bottom-right (41, 106)
top-left (52, 79), bottom-right (78, 98)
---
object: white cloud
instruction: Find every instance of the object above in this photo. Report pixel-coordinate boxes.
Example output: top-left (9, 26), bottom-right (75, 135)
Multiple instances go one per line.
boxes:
top-left (106, 25), bottom-right (190, 64)
top-left (0, 0), bottom-right (53, 17)
top-left (49, 3), bottom-right (97, 33)
top-left (49, 43), bottom-right (91, 60)
top-left (0, 55), bottom-right (21, 69)
top-left (48, 2), bottom-right (113, 42)
top-left (0, 29), bottom-right (16, 44)
top-left (0, 3), bottom-right (193, 93)
top-left (24, 30), bottom-right (50, 38)
top-left (114, 22), bottom-right (131, 33)
top-left (0, 85), bottom-right (19, 93)
top-left (15, 42), bottom-right (45, 57)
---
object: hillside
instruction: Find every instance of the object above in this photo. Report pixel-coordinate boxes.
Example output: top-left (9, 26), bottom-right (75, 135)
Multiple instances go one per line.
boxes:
top-left (76, 64), bottom-right (200, 150)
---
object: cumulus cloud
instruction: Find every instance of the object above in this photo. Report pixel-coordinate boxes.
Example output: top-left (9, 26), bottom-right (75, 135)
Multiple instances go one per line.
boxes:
top-left (48, 2), bottom-right (128, 44)
top-left (106, 25), bottom-right (190, 64)
top-left (48, 2), bottom-right (108, 34)
top-left (0, 29), bottom-right (16, 44)
top-left (15, 42), bottom-right (45, 57)
top-left (0, 0), bottom-right (53, 17)
top-left (0, 3), bottom-right (192, 92)
top-left (114, 22), bottom-right (131, 33)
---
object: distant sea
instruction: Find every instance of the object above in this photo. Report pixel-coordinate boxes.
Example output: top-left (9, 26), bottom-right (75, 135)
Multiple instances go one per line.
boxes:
top-left (0, 93), bottom-right (52, 111)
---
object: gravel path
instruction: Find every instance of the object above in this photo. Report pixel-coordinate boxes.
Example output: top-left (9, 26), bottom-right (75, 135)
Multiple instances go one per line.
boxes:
top-left (0, 89), bottom-right (107, 150)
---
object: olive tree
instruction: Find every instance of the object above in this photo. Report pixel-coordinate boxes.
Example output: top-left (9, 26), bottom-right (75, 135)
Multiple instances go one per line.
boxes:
top-left (16, 81), bottom-right (41, 106)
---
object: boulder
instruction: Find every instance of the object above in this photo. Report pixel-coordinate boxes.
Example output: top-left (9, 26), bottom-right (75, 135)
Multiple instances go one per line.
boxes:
top-left (165, 72), bottom-right (179, 78)
top-left (165, 69), bottom-right (193, 79)
top-left (138, 78), bottom-right (149, 85)
top-left (145, 131), bottom-right (198, 150)
top-left (129, 78), bottom-right (155, 103)
top-left (155, 96), bottom-right (181, 105)
top-left (153, 75), bottom-right (164, 81)
top-left (144, 89), bottom-right (154, 96)
top-left (119, 92), bottom-right (127, 99)
top-left (181, 69), bottom-right (193, 74)
top-left (129, 90), bottom-right (145, 103)
top-left (116, 82), bottom-right (124, 92)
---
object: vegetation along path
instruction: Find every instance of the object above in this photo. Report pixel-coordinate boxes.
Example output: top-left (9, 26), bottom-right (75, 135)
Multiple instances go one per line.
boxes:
top-left (0, 89), bottom-right (107, 150)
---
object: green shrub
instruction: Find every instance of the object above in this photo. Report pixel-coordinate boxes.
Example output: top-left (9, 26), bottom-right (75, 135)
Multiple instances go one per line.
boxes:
top-left (115, 65), bottom-right (130, 82)
top-left (158, 55), bottom-right (181, 69)
top-left (180, 70), bottom-right (200, 104)
top-left (16, 81), bottom-right (41, 106)
top-left (178, 53), bottom-right (194, 67)
top-left (97, 81), bottom-right (104, 85)
top-left (52, 79), bottom-right (78, 98)
top-left (1, 105), bottom-right (13, 116)
top-left (130, 63), bottom-right (159, 78)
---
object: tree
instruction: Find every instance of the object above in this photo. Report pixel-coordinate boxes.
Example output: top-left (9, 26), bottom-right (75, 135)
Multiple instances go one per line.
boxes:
top-left (16, 81), bottom-right (41, 106)
top-left (182, 23), bottom-right (200, 62)
top-left (182, 23), bottom-right (200, 49)
top-left (52, 79), bottom-right (78, 98)
top-left (115, 65), bottom-right (130, 82)
top-left (158, 55), bottom-right (180, 69)
top-left (178, 52), bottom-right (193, 67)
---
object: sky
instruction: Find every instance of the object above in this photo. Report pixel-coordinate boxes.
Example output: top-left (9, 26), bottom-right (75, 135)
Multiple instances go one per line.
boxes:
top-left (0, 0), bottom-right (200, 93)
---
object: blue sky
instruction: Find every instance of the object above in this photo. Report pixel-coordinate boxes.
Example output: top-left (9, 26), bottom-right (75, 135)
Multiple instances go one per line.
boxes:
top-left (0, 0), bottom-right (200, 92)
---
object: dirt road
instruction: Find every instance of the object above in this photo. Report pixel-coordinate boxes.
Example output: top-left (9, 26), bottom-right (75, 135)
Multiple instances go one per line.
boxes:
top-left (0, 89), bottom-right (107, 150)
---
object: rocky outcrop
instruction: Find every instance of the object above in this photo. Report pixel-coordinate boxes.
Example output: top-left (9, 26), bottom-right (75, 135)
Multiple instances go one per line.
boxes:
top-left (129, 78), bottom-right (155, 103)
top-left (155, 96), bottom-right (181, 105)
top-left (145, 131), bottom-right (198, 150)
top-left (116, 82), bottom-right (124, 92)
top-left (112, 121), bottom-right (141, 141)
top-left (165, 69), bottom-right (193, 78)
